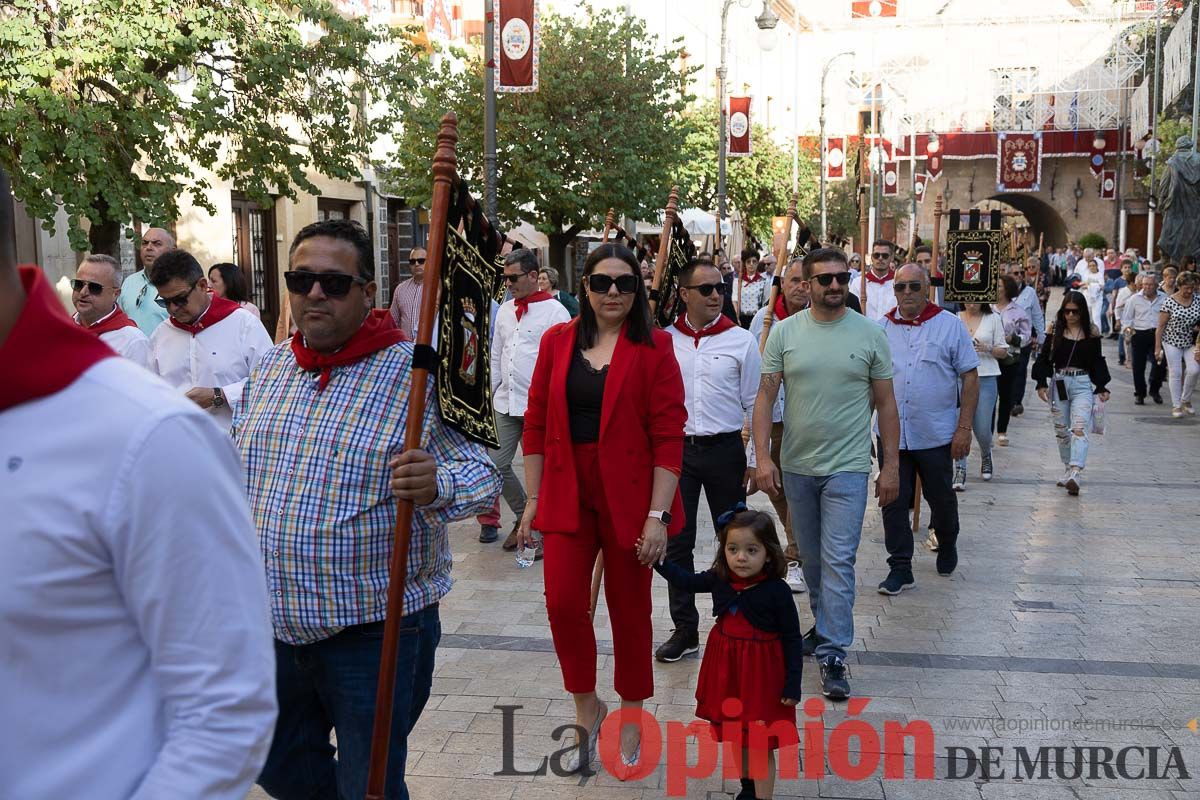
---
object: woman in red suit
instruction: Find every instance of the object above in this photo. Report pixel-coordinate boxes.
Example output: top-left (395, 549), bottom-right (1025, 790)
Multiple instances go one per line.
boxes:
top-left (518, 243), bottom-right (686, 774)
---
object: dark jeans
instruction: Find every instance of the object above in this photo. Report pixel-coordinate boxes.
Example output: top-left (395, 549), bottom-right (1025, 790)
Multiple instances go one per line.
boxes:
top-left (879, 443), bottom-right (958, 573)
top-left (996, 358), bottom-right (1022, 434)
top-left (1012, 345), bottom-right (1034, 408)
top-left (1130, 329), bottom-right (1166, 398)
top-left (667, 432), bottom-right (747, 634)
top-left (258, 605), bottom-right (441, 800)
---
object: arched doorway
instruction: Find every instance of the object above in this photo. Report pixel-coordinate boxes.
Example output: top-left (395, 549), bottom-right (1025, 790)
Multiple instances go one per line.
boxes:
top-left (987, 193), bottom-right (1071, 248)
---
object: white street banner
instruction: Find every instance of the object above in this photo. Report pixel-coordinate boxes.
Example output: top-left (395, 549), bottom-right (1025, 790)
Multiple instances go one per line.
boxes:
top-left (1162, 2), bottom-right (1194, 110)
top-left (1131, 78), bottom-right (1151, 142)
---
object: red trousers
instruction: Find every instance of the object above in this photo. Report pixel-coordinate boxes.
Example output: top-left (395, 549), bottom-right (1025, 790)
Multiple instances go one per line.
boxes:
top-left (543, 443), bottom-right (654, 701)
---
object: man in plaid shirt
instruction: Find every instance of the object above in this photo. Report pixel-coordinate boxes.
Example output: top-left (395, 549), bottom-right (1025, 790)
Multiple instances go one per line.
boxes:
top-left (236, 220), bottom-right (500, 800)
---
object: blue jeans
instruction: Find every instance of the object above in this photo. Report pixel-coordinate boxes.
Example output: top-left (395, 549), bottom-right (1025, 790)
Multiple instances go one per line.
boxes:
top-left (258, 605), bottom-right (441, 800)
top-left (1051, 374), bottom-right (1095, 470)
top-left (955, 375), bottom-right (998, 473)
top-left (783, 471), bottom-right (869, 662)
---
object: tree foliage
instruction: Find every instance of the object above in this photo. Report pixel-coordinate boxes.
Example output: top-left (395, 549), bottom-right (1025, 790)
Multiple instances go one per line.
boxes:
top-left (0, 0), bottom-right (419, 253)
top-left (674, 100), bottom-right (817, 242)
top-left (389, 4), bottom-right (694, 270)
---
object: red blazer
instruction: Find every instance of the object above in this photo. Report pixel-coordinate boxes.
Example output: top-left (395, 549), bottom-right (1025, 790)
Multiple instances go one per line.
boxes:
top-left (523, 319), bottom-right (686, 548)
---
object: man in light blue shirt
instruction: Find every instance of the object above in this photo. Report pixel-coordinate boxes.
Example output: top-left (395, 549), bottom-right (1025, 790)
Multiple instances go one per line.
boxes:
top-left (117, 227), bottom-right (172, 334)
top-left (877, 264), bottom-right (979, 594)
top-left (1009, 262), bottom-right (1045, 417)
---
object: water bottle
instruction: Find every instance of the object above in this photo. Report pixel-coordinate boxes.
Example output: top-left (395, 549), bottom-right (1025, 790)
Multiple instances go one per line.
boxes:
top-left (515, 532), bottom-right (540, 569)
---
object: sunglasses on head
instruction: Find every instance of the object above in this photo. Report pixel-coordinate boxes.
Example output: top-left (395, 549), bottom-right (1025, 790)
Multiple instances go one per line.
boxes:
top-left (812, 271), bottom-right (851, 287)
top-left (155, 282), bottom-right (199, 308)
top-left (683, 282), bottom-right (727, 297)
top-left (585, 273), bottom-right (640, 295)
top-left (284, 270), bottom-right (367, 298)
top-left (72, 279), bottom-right (110, 295)
top-left (895, 281), bottom-right (924, 293)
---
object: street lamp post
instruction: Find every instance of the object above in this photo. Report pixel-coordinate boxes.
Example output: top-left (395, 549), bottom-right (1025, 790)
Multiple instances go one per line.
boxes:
top-left (819, 51), bottom-right (855, 242)
top-left (717, 0), bottom-right (778, 250)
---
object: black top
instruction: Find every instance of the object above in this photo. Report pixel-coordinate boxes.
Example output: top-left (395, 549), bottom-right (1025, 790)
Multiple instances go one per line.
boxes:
top-left (566, 347), bottom-right (607, 443)
top-left (653, 559), bottom-right (803, 700)
top-left (1031, 327), bottom-right (1111, 394)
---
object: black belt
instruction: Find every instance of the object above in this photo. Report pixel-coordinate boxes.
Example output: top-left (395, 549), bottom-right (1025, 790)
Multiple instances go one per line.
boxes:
top-left (684, 430), bottom-right (742, 446)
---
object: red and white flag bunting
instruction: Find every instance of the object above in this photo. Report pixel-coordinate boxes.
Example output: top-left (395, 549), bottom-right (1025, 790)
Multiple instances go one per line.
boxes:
top-left (882, 161), bottom-right (899, 196)
top-left (1100, 170), bottom-right (1117, 200)
top-left (728, 96), bottom-right (752, 156)
top-left (495, 0), bottom-right (539, 93)
top-left (826, 136), bottom-right (845, 180)
top-left (914, 172), bottom-right (929, 202)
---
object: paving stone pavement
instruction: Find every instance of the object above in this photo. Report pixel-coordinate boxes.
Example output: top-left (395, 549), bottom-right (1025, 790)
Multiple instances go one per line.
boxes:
top-left (249, 314), bottom-right (1200, 800)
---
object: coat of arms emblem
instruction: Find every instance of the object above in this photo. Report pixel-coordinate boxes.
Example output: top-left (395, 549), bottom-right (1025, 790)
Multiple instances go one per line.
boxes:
top-left (962, 250), bottom-right (984, 283)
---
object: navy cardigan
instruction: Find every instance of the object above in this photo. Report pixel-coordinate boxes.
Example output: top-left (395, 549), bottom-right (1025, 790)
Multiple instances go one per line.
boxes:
top-left (654, 560), bottom-right (803, 701)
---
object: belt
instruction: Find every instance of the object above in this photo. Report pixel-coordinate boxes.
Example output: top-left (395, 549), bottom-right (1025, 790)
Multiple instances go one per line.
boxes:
top-left (1057, 368), bottom-right (1088, 376)
top-left (683, 430), bottom-right (742, 446)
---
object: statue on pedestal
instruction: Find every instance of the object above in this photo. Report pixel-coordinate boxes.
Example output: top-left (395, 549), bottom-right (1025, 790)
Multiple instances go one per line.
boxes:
top-left (1158, 135), bottom-right (1200, 265)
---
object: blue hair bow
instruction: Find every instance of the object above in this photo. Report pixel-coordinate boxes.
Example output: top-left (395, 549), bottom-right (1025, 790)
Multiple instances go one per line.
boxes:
top-left (716, 502), bottom-right (749, 530)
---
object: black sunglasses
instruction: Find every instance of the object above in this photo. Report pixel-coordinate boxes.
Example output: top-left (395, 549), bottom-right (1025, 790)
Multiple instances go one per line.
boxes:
top-left (895, 281), bottom-right (925, 293)
top-left (155, 282), bottom-right (199, 308)
top-left (72, 279), bottom-right (111, 295)
top-left (683, 282), bottom-right (727, 297)
top-left (409, 257), bottom-right (426, 265)
top-left (1063, 307), bottom-right (1081, 315)
top-left (504, 271), bottom-right (534, 284)
top-left (871, 252), bottom-right (892, 260)
top-left (812, 271), bottom-right (851, 287)
top-left (284, 270), bottom-right (367, 297)
top-left (585, 273), bottom-right (640, 295)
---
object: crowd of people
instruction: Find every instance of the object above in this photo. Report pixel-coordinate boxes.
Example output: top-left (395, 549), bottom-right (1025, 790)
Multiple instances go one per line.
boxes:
top-left (7, 202), bottom-right (1200, 800)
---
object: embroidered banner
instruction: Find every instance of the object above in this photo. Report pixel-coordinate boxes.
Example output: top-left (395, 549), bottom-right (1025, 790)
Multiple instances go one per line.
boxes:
top-left (1100, 169), bottom-right (1117, 200)
top-left (496, 0), bottom-right (539, 93)
top-left (437, 226), bottom-right (500, 448)
top-left (945, 228), bottom-right (1003, 303)
top-left (826, 136), bottom-right (846, 180)
top-left (728, 96), bottom-right (752, 156)
top-left (654, 216), bottom-right (695, 328)
top-left (996, 132), bottom-right (1042, 192)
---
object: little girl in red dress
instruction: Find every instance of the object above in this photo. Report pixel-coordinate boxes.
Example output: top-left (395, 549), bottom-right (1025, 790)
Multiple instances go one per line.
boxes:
top-left (650, 505), bottom-right (802, 800)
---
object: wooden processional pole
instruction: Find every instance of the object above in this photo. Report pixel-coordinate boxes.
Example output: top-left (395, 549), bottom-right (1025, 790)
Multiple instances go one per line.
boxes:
top-left (757, 193), bottom-right (800, 353)
top-left (649, 187), bottom-right (680, 318)
top-left (364, 113), bottom-right (459, 800)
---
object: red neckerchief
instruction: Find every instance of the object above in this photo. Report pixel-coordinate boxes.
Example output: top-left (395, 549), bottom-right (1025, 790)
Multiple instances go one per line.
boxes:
top-left (169, 292), bottom-right (241, 336)
top-left (773, 293), bottom-right (795, 321)
top-left (1, 266), bottom-right (115, 412)
top-left (729, 572), bottom-right (770, 592)
top-left (514, 290), bottom-right (553, 321)
top-left (740, 270), bottom-right (765, 284)
top-left (672, 312), bottom-right (737, 347)
top-left (885, 303), bottom-right (942, 327)
top-left (291, 309), bottom-right (407, 391)
top-left (866, 269), bottom-right (895, 285)
top-left (75, 305), bottom-right (139, 336)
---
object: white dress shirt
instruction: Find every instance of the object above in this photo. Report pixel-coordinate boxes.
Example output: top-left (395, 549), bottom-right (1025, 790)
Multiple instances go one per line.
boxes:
top-left (75, 307), bottom-right (154, 369)
top-left (491, 295), bottom-right (571, 416)
top-left (150, 305), bottom-right (273, 427)
top-left (0, 358), bottom-right (276, 800)
top-left (850, 273), bottom-right (899, 322)
top-left (1121, 290), bottom-right (1166, 330)
top-left (668, 316), bottom-right (760, 466)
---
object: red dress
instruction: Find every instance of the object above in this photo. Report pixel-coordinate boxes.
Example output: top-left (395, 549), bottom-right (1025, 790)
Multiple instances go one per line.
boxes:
top-left (694, 575), bottom-right (799, 750)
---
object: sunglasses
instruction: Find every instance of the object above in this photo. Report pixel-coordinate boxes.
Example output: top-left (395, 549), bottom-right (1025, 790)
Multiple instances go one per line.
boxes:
top-left (72, 279), bottom-right (111, 295)
top-left (155, 282), bottom-right (199, 309)
top-left (895, 281), bottom-right (925, 293)
top-left (1063, 307), bottom-right (1081, 315)
top-left (284, 270), bottom-right (367, 298)
top-left (585, 273), bottom-right (640, 295)
top-left (683, 282), bottom-right (727, 297)
top-left (504, 271), bottom-right (533, 284)
top-left (409, 257), bottom-right (426, 265)
top-left (812, 271), bottom-right (851, 287)
top-left (871, 252), bottom-right (892, 260)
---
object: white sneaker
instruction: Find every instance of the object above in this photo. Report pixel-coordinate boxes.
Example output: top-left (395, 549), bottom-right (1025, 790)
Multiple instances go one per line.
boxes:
top-left (1056, 468), bottom-right (1072, 487)
top-left (1172, 407), bottom-right (1185, 418)
top-left (996, 433), bottom-right (1009, 447)
top-left (925, 530), bottom-right (940, 551)
top-left (786, 561), bottom-right (808, 594)
top-left (1065, 468), bottom-right (1081, 496)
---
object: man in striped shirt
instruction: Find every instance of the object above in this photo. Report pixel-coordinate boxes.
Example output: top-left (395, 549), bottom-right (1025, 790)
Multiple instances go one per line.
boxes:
top-left (236, 220), bottom-right (500, 800)
top-left (389, 246), bottom-right (426, 339)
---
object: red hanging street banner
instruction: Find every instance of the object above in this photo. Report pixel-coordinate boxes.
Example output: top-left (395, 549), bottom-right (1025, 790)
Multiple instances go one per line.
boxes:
top-left (852, 0), bottom-right (898, 17)
top-left (882, 160), bottom-right (899, 196)
top-left (1089, 137), bottom-right (1106, 177)
top-left (914, 172), bottom-right (929, 202)
top-left (996, 131), bottom-right (1042, 192)
top-left (1100, 170), bottom-right (1117, 200)
top-left (728, 96), bottom-right (752, 156)
top-left (495, 0), bottom-right (539, 93)
top-left (826, 136), bottom-right (846, 179)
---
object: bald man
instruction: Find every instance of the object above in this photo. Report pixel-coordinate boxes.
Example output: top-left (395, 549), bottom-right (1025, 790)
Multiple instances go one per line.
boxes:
top-left (117, 227), bottom-right (173, 334)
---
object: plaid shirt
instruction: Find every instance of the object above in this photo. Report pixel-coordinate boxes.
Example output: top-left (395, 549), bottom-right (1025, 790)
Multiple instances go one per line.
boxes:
top-left (389, 278), bottom-right (423, 340)
top-left (234, 341), bottom-right (500, 645)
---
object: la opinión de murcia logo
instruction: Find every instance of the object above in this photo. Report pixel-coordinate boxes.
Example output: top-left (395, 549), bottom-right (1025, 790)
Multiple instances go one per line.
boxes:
top-left (493, 701), bottom-right (1192, 795)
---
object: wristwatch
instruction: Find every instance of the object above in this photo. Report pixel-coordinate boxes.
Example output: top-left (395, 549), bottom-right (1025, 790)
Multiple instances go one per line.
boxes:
top-left (648, 510), bottom-right (672, 526)
top-left (212, 387), bottom-right (225, 409)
